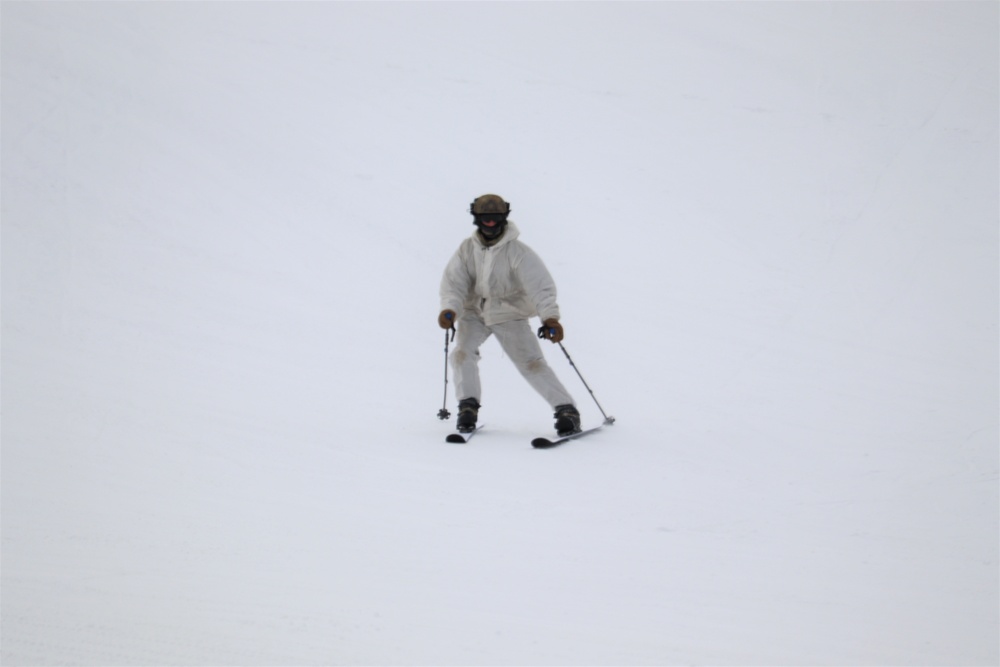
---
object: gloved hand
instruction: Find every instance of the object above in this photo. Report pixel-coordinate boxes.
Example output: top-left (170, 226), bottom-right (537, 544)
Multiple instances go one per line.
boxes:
top-left (537, 318), bottom-right (564, 343)
top-left (438, 310), bottom-right (456, 329)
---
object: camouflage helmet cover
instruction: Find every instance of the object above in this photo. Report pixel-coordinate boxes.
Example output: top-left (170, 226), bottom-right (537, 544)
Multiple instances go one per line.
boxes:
top-left (470, 194), bottom-right (511, 216)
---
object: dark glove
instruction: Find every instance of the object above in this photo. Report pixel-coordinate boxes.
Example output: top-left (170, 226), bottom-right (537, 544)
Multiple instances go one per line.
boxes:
top-left (537, 318), bottom-right (564, 343)
top-left (438, 310), bottom-right (456, 329)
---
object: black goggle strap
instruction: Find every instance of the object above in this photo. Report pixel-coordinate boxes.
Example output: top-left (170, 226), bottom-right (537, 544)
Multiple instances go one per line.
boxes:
top-left (470, 201), bottom-right (511, 216)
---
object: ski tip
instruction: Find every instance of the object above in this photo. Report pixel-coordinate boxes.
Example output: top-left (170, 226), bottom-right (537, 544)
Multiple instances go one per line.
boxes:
top-left (531, 437), bottom-right (557, 449)
top-left (446, 424), bottom-right (484, 443)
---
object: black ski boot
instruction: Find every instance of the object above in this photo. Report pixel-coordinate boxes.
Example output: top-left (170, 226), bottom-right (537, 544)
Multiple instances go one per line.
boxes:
top-left (457, 398), bottom-right (480, 433)
top-left (554, 404), bottom-right (581, 436)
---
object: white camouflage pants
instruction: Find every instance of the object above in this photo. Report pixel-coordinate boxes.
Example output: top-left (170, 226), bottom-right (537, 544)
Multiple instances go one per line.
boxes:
top-left (451, 315), bottom-right (575, 408)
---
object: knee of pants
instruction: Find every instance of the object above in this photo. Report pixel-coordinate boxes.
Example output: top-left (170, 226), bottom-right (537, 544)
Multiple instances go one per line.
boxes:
top-left (520, 357), bottom-right (547, 374)
top-left (450, 348), bottom-right (478, 366)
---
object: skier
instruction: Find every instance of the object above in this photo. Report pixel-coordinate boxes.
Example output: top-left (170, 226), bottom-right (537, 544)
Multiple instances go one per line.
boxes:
top-left (438, 193), bottom-right (581, 436)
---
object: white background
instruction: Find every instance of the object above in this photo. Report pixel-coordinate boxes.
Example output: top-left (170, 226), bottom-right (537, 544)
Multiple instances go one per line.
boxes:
top-left (3, 2), bottom-right (997, 665)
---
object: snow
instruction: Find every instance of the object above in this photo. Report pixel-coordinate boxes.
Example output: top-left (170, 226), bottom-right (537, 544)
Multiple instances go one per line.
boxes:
top-left (2, 2), bottom-right (997, 665)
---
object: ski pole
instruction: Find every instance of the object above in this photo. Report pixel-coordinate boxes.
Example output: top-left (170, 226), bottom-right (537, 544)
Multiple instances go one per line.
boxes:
top-left (437, 320), bottom-right (455, 420)
top-left (556, 341), bottom-right (616, 425)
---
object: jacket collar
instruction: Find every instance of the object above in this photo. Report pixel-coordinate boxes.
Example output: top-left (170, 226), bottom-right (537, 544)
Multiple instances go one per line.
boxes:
top-left (473, 220), bottom-right (519, 248)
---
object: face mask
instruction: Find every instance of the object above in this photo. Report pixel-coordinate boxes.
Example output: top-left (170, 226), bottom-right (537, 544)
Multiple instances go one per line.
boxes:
top-left (474, 214), bottom-right (507, 239)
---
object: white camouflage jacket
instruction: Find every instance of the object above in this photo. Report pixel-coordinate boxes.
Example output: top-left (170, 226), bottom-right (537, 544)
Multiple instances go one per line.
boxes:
top-left (439, 221), bottom-right (560, 327)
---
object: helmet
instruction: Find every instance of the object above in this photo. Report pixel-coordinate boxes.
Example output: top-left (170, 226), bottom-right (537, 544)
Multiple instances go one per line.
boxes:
top-left (470, 194), bottom-right (510, 216)
top-left (470, 194), bottom-right (510, 241)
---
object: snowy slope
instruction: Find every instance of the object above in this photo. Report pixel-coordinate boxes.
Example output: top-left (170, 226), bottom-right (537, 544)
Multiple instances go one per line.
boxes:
top-left (2, 3), bottom-right (997, 665)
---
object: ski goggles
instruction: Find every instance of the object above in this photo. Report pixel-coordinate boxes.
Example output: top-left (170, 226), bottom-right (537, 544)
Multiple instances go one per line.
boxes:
top-left (474, 213), bottom-right (508, 224)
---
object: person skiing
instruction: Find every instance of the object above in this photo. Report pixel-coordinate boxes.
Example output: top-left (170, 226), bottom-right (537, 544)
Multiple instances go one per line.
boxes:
top-left (438, 193), bottom-right (581, 436)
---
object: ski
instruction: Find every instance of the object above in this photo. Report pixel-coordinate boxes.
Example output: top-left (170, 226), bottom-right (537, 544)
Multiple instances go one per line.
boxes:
top-left (446, 425), bottom-right (485, 443)
top-left (531, 419), bottom-right (613, 449)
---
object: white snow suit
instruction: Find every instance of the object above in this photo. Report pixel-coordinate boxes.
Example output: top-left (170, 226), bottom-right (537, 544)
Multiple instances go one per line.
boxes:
top-left (439, 221), bottom-right (574, 408)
